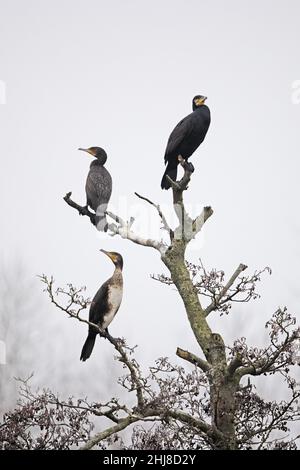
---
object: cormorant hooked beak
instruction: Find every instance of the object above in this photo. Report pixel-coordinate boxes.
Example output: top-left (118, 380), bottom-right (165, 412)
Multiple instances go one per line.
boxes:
top-left (100, 249), bottom-right (117, 263)
top-left (78, 147), bottom-right (96, 157)
top-left (100, 250), bottom-right (123, 269)
top-left (194, 96), bottom-right (207, 106)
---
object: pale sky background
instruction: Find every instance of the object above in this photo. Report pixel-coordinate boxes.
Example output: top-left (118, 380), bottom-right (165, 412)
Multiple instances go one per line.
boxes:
top-left (0, 0), bottom-right (299, 417)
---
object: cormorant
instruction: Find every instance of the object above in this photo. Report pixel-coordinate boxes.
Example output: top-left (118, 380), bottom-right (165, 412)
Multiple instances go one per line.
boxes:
top-left (78, 147), bottom-right (112, 231)
top-left (161, 95), bottom-right (211, 190)
top-left (80, 250), bottom-right (123, 362)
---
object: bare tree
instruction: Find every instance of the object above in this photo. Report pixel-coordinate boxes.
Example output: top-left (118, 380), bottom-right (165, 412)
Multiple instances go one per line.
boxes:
top-left (1, 161), bottom-right (299, 450)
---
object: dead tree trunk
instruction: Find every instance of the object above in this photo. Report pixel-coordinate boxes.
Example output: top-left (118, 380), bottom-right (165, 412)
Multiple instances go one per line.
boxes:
top-left (162, 238), bottom-right (238, 449)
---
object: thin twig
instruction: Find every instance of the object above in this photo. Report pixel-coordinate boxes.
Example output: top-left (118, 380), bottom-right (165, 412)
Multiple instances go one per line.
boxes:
top-left (134, 191), bottom-right (174, 240)
top-left (205, 263), bottom-right (248, 316)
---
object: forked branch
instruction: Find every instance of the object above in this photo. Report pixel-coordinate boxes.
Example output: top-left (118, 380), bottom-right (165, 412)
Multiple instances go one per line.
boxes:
top-left (205, 263), bottom-right (248, 316)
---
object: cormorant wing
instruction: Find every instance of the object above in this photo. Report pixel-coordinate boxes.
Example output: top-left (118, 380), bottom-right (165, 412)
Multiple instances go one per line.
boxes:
top-left (88, 279), bottom-right (110, 330)
top-left (164, 113), bottom-right (194, 163)
top-left (86, 166), bottom-right (112, 211)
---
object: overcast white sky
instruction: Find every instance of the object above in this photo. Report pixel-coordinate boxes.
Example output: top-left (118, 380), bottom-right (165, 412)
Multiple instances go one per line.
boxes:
top-left (0, 0), bottom-right (299, 404)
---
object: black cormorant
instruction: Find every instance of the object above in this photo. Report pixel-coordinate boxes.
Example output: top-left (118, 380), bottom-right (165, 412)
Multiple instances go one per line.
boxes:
top-left (78, 147), bottom-right (112, 231)
top-left (80, 250), bottom-right (123, 362)
top-left (161, 95), bottom-right (211, 190)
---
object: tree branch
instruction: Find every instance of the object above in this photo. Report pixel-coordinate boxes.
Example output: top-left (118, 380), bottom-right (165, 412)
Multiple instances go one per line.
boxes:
top-left (167, 155), bottom-right (194, 195)
top-left (164, 158), bottom-right (213, 242)
top-left (63, 192), bottom-right (96, 225)
top-left (134, 192), bottom-right (174, 241)
top-left (63, 192), bottom-right (167, 254)
top-left (234, 328), bottom-right (300, 379)
top-left (169, 157), bottom-right (194, 237)
top-left (80, 406), bottom-right (221, 450)
top-left (81, 415), bottom-right (139, 450)
top-left (176, 347), bottom-right (210, 373)
top-left (105, 211), bottom-right (168, 254)
top-left (191, 206), bottom-right (214, 239)
top-left (165, 409), bottom-right (222, 441)
top-left (205, 263), bottom-right (248, 316)
top-left (227, 354), bottom-right (244, 376)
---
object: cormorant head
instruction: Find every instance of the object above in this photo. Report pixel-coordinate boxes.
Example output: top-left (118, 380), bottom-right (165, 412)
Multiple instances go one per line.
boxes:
top-left (192, 95), bottom-right (207, 110)
top-left (78, 147), bottom-right (107, 165)
top-left (100, 250), bottom-right (123, 270)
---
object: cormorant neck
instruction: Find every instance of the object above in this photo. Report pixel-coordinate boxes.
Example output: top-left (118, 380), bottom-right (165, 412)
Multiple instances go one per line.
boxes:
top-left (90, 159), bottom-right (105, 168)
top-left (114, 262), bottom-right (123, 272)
top-left (97, 154), bottom-right (107, 165)
top-left (193, 104), bottom-right (207, 111)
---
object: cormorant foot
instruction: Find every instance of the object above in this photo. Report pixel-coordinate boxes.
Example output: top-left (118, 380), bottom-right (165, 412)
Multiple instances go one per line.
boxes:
top-left (102, 329), bottom-right (124, 347)
top-left (178, 181), bottom-right (189, 191)
top-left (102, 328), bottom-right (114, 341)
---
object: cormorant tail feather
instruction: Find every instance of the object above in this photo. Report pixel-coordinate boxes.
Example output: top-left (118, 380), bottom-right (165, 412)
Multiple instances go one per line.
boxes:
top-left (161, 165), bottom-right (177, 190)
top-left (80, 333), bottom-right (96, 361)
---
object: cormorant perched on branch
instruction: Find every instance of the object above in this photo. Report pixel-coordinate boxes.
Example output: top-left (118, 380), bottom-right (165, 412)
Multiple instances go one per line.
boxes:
top-left (78, 147), bottom-right (112, 231)
top-left (161, 95), bottom-right (211, 190)
top-left (80, 250), bottom-right (123, 362)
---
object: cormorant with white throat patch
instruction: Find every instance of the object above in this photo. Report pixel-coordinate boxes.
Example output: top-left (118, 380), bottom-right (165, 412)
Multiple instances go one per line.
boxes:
top-left (80, 250), bottom-right (123, 361)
